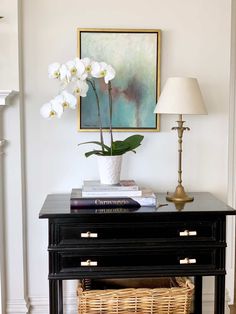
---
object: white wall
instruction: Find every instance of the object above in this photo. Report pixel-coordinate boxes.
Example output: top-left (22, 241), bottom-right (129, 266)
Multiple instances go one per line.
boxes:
top-left (1, 0), bottom-right (233, 312)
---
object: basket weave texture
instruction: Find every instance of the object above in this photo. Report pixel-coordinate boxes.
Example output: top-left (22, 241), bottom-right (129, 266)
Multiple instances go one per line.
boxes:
top-left (77, 277), bottom-right (194, 314)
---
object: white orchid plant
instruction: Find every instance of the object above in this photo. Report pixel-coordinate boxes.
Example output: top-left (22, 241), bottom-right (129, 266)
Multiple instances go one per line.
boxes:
top-left (41, 57), bottom-right (144, 157)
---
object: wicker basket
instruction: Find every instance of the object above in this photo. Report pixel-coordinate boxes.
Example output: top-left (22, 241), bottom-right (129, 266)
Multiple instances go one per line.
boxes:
top-left (77, 277), bottom-right (194, 314)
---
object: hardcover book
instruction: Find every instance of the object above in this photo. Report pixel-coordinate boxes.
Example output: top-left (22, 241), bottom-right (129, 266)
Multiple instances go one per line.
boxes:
top-left (82, 189), bottom-right (142, 197)
top-left (82, 180), bottom-right (139, 192)
top-left (70, 188), bottom-right (157, 209)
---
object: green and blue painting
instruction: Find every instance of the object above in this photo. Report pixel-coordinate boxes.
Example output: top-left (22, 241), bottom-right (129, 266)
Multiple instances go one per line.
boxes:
top-left (80, 31), bottom-right (159, 130)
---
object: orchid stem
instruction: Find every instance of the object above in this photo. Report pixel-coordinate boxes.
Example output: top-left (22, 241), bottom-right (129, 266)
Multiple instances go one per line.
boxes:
top-left (108, 81), bottom-right (113, 156)
top-left (87, 79), bottom-right (105, 153)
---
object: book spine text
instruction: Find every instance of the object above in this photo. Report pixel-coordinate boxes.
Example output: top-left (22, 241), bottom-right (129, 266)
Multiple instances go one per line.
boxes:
top-left (70, 197), bottom-right (141, 209)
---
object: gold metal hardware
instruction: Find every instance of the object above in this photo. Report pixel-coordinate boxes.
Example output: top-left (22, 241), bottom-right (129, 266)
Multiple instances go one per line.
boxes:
top-left (81, 231), bottom-right (98, 238)
top-left (179, 257), bottom-right (197, 265)
top-left (179, 230), bottom-right (197, 236)
top-left (81, 259), bottom-right (98, 267)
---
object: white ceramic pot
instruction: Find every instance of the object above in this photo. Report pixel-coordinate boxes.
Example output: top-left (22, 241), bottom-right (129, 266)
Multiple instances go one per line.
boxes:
top-left (97, 155), bottom-right (122, 185)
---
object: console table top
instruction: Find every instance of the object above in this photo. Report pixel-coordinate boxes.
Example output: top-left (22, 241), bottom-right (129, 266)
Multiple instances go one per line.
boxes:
top-left (39, 192), bottom-right (236, 218)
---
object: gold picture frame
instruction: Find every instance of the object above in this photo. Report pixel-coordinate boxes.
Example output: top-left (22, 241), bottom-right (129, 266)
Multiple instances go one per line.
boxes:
top-left (77, 28), bottom-right (161, 132)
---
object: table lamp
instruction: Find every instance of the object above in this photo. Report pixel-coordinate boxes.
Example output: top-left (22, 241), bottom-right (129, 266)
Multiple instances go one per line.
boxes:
top-left (154, 77), bottom-right (207, 203)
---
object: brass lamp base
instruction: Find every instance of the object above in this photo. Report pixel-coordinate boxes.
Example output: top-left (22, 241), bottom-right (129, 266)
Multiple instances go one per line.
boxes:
top-left (166, 185), bottom-right (194, 203)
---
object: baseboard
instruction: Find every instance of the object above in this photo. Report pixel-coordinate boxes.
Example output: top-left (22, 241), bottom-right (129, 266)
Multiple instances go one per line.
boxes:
top-left (6, 298), bottom-right (30, 314)
top-left (27, 293), bottom-right (230, 314)
top-left (29, 296), bottom-right (77, 314)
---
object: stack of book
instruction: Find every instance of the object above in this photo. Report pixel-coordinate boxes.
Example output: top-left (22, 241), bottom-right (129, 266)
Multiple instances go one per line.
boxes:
top-left (70, 180), bottom-right (157, 209)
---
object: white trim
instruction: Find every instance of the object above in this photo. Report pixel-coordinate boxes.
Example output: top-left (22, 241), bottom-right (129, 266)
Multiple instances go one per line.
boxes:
top-left (0, 92), bottom-right (13, 314)
top-left (0, 140), bottom-right (6, 156)
top-left (227, 0), bottom-right (236, 304)
top-left (3, 1), bottom-right (29, 313)
top-left (27, 294), bottom-right (229, 314)
top-left (29, 296), bottom-right (77, 314)
top-left (0, 155), bottom-right (5, 314)
top-left (0, 90), bottom-right (16, 106)
top-left (6, 299), bottom-right (29, 314)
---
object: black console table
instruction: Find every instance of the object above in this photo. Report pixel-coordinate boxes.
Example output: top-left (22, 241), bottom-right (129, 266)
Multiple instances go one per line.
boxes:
top-left (39, 192), bottom-right (236, 314)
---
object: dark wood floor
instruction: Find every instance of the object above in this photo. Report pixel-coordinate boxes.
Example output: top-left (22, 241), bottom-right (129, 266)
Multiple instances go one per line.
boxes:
top-left (230, 305), bottom-right (236, 314)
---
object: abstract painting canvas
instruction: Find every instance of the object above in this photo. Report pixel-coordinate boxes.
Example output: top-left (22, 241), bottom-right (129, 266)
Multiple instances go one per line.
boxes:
top-left (77, 28), bottom-right (161, 131)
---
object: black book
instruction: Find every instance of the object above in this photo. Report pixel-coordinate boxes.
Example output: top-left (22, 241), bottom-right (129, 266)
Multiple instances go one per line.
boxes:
top-left (70, 189), bottom-right (156, 209)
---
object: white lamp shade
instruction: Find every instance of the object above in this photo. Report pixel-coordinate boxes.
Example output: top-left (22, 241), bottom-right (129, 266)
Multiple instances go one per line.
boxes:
top-left (154, 77), bottom-right (207, 115)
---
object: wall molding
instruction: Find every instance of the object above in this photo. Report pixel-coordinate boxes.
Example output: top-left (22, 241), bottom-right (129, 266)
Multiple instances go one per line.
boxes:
top-left (29, 296), bottom-right (77, 314)
top-left (6, 298), bottom-right (30, 314)
top-left (26, 294), bottom-right (229, 314)
top-left (1, 1), bottom-right (29, 313)
top-left (226, 0), bottom-right (236, 304)
top-left (0, 90), bottom-right (16, 106)
top-left (0, 147), bottom-right (5, 314)
top-left (0, 90), bottom-right (15, 314)
top-left (0, 140), bottom-right (6, 156)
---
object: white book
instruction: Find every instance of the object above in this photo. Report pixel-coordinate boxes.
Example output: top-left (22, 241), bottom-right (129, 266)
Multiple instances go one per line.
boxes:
top-left (131, 189), bottom-right (157, 207)
top-left (82, 189), bottom-right (142, 197)
top-left (82, 180), bottom-right (139, 192)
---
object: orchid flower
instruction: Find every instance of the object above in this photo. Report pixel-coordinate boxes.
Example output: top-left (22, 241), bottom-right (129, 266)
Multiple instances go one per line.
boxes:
top-left (53, 92), bottom-right (77, 111)
top-left (81, 57), bottom-right (96, 75)
top-left (91, 62), bottom-right (116, 84)
top-left (66, 58), bottom-right (87, 81)
top-left (61, 91), bottom-right (77, 109)
top-left (60, 64), bottom-right (71, 82)
top-left (48, 62), bottom-right (70, 82)
top-left (73, 80), bottom-right (89, 97)
top-left (48, 63), bottom-right (61, 79)
top-left (40, 100), bottom-right (63, 119)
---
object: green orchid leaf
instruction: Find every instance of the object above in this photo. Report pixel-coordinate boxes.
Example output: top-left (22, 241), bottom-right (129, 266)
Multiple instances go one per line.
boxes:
top-left (85, 150), bottom-right (105, 158)
top-left (112, 141), bottom-right (130, 150)
top-left (79, 135), bottom-right (144, 157)
top-left (110, 135), bottom-right (144, 155)
top-left (122, 135), bottom-right (144, 150)
top-left (78, 141), bottom-right (110, 152)
top-left (111, 141), bottom-right (130, 155)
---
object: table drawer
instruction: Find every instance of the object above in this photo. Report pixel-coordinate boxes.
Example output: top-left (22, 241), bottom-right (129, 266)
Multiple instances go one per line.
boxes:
top-left (54, 219), bottom-right (219, 246)
top-left (51, 248), bottom-right (220, 274)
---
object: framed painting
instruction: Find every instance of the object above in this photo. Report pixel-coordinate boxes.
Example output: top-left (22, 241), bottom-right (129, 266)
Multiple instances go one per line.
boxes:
top-left (77, 28), bottom-right (161, 132)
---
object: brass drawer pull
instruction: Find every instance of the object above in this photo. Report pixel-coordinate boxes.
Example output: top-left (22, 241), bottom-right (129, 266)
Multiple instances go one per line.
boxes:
top-left (179, 257), bottom-right (197, 265)
top-left (81, 231), bottom-right (98, 238)
top-left (179, 230), bottom-right (197, 236)
top-left (81, 259), bottom-right (98, 267)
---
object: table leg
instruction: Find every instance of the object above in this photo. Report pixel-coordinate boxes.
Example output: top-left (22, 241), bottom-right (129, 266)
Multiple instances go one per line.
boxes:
top-left (49, 280), bottom-right (56, 314)
top-left (57, 280), bottom-right (63, 314)
top-left (49, 280), bottom-right (63, 314)
top-left (215, 275), bottom-right (225, 314)
top-left (194, 276), bottom-right (202, 314)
